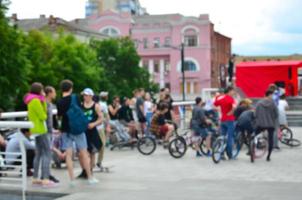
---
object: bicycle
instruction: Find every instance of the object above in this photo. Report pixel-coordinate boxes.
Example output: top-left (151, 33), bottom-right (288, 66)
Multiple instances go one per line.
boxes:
top-left (278, 126), bottom-right (301, 147)
top-left (211, 131), bottom-right (241, 164)
top-left (168, 129), bottom-right (204, 159)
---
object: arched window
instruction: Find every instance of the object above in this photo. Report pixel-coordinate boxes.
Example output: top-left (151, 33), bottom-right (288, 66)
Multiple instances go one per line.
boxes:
top-left (177, 58), bottom-right (200, 72)
top-left (184, 60), bottom-right (197, 71)
top-left (99, 26), bottom-right (120, 37)
top-left (182, 26), bottom-right (199, 47)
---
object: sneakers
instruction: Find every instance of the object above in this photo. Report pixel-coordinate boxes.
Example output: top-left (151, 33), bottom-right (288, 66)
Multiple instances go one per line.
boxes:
top-left (206, 150), bottom-right (212, 157)
top-left (88, 177), bottom-right (99, 185)
top-left (49, 175), bottom-right (60, 183)
top-left (41, 180), bottom-right (57, 188)
top-left (196, 151), bottom-right (202, 157)
top-left (32, 179), bottom-right (43, 186)
top-left (69, 180), bottom-right (76, 188)
top-left (77, 170), bottom-right (88, 179)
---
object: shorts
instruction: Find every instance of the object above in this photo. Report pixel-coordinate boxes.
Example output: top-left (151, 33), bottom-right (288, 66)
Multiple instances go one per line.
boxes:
top-left (159, 125), bottom-right (169, 136)
top-left (192, 125), bottom-right (210, 138)
top-left (61, 132), bottom-right (87, 151)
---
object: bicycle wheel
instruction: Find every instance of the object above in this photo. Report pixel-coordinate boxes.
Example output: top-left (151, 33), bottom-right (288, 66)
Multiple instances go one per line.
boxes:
top-left (250, 140), bottom-right (255, 163)
top-left (232, 136), bottom-right (242, 159)
top-left (168, 136), bottom-right (187, 159)
top-left (252, 134), bottom-right (268, 159)
top-left (199, 137), bottom-right (208, 156)
top-left (212, 138), bottom-right (225, 164)
top-left (280, 127), bottom-right (293, 145)
top-left (137, 136), bottom-right (156, 155)
top-left (286, 138), bottom-right (301, 147)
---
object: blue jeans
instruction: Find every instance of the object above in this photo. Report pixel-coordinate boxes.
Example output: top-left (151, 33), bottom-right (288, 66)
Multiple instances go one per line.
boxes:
top-left (220, 121), bottom-right (235, 158)
top-left (146, 112), bottom-right (153, 129)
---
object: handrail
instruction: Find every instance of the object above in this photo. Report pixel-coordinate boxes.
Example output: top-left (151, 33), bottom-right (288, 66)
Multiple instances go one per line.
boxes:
top-left (0, 109), bottom-right (58, 119)
top-left (0, 121), bottom-right (33, 129)
top-left (0, 132), bottom-right (27, 200)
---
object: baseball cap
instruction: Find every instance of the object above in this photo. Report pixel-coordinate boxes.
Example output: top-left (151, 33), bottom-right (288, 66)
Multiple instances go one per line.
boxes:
top-left (81, 88), bottom-right (94, 96)
top-left (99, 91), bottom-right (109, 97)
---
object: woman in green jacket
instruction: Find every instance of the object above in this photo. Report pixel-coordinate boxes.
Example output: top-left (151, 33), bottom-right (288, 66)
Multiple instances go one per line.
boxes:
top-left (24, 82), bottom-right (55, 187)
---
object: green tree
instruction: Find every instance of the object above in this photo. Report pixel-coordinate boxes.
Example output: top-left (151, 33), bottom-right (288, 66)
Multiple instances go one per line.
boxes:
top-left (24, 31), bottom-right (102, 94)
top-left (0, 1), bottom-right (30, 110)
top-left (91, 37), bottom-right (158, 98)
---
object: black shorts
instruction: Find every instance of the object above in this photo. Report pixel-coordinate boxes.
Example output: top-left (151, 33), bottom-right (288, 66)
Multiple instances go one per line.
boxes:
top-left (138, 116), bottom-right (147, 123)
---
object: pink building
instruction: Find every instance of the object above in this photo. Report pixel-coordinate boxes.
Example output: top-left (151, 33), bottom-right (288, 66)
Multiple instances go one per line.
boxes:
top-left (76, 11), bottom-right (231, 99)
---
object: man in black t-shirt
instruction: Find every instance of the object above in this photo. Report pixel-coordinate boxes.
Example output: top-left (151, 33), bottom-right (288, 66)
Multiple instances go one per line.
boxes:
top-left (57, 80), bottom-right (98, 185)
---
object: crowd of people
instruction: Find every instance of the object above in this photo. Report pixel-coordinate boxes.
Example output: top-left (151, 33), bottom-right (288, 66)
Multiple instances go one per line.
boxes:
top-left (191, 84), bottom-right (288, 162)
top-left (0, 80), bottom-right (290, 188)
top-left (0, 80), bottom-right (178, 188)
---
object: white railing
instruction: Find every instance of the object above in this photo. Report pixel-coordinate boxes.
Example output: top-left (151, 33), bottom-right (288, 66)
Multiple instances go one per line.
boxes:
top-left (0, 132), bottom-right (27, 200)
top-left (0, 109), bottom-right (57, 119)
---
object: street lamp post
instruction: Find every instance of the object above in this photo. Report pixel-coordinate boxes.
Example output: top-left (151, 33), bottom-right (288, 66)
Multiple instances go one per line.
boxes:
top-left (180, 43), bottom-right (185, 101)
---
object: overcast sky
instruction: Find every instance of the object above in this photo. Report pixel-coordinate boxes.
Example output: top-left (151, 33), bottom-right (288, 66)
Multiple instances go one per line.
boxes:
top-left (7, 0), bottom-right (302, 56)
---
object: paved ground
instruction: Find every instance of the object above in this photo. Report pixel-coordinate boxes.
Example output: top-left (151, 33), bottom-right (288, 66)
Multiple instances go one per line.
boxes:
top-left (3, 127), bottom-right (302, 200)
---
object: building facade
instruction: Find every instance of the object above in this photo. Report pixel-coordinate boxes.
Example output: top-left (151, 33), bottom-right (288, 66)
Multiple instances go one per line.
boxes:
top-left (80, 11), bottom-right (231, 99)
top-left (85, 0), bottom-right (146, 17)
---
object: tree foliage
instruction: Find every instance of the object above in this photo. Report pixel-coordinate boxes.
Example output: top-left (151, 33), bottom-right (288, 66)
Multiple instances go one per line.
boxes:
top-left (91, 37), bottom-right (159, 98)
top-left (0, 1), bottom-right (158, 110)
top-left (0, 1), bottom-right (30, 109)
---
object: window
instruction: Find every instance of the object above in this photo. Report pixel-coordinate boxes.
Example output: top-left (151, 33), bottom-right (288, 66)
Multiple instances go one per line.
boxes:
top-left (164, 60), bottom-right (170, 72)
top-left (177, 58), bottom-right (200, 72)
top-left (183, 27), bottom-right (199, 47)
top-left (180, 81), bottom-right (199, 94)
top-left (154, 60), bottom-right (159, 73)
top-left (143, 60), bottom-right (148, 70)
top-left (133, 39), bottom-right (139, 48)
top-left (100, 26), bottom-right (120, 37)
top-left (184, 60), bottom-right (197, 72)
top-left (164, 37), bottom-right (171, 47)
top-left (184, 35), bottom-right (198, 47)
top-left (143, 38), bottom-right (148, 49)
top-left (153, 38), bottom-right (160, 48)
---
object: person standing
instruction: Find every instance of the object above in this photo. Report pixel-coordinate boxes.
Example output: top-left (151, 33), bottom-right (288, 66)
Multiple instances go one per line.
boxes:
top-left (78, 88), bottom-right (103, 178)
top-left (96, 91), bottom-right (110, 170)
top-left (57, 80), bottom-right (98, 186)
top-left (24, 82), bottom-right (54, 187)
top-left (278, 94), bottom-right (289, 126)
top-left (268, 84), bottom-right (280, 149)
top-left (214, 86), bottom-right (237, 159)
top-left (136, 88), bottom-right (147, 135)
top-left (144, 92), bottom-right (154, 129)
top-left (255, 90), bottom-right (279, 161)
top-left (44, 86), bottom-right (60, 183)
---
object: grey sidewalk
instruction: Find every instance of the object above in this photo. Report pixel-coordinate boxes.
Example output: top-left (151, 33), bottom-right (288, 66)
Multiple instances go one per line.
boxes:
top-left (6, 127), bottom-right (302, 200)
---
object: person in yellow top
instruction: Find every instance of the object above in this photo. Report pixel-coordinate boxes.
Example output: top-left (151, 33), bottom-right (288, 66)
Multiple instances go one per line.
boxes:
top-left (24, 82), bottom-right (56, 188)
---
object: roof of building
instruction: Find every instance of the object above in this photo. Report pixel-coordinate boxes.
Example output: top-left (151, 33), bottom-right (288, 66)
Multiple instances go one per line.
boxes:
top-left (13, 16), bottom-right (108, 38)
top-left (133, 13), bottom-right (210, 25)
top-left (237, 61), bottom-right (302, 68)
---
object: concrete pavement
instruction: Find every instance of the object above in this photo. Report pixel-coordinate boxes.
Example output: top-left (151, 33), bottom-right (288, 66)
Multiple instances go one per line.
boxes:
top-left (4, 127), bottom-right (302, 200)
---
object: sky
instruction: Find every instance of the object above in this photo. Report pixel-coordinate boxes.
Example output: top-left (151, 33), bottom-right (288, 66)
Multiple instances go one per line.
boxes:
top-left (6, 0), bottom-right (302, 56)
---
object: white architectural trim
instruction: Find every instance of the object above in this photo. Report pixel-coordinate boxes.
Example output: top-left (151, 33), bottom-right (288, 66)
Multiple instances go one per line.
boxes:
top-left (159, 59), bottom-right (165, 88)
top-left (177, 57), bottom-right (200, 72)
top-left (148, 59), bottom-right (154, 80)
top-left (181, 25), bottom-right (200, 34)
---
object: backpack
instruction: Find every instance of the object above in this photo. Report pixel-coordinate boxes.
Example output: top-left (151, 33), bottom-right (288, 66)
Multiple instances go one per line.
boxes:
top-left (66, 95), bottom-right (89, 135)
